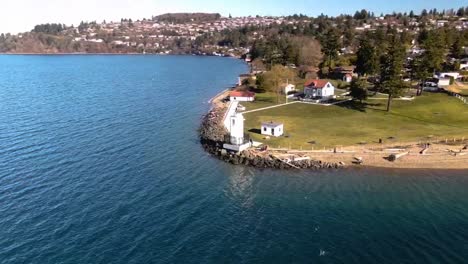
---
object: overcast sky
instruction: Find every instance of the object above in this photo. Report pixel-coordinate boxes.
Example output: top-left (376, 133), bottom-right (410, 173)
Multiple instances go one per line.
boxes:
top-left (1, 0), bottom-right (467, 34)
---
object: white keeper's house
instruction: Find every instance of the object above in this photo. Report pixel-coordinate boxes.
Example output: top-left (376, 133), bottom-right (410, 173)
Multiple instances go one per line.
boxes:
top-left (303, 79), bottom-right (335, 100)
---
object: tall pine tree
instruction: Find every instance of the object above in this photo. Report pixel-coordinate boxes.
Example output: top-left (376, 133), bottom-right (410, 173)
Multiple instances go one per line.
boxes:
top-left (356, 37), bottom-right (378, 77)
top-left (380, 35), bottom-right (406, 112)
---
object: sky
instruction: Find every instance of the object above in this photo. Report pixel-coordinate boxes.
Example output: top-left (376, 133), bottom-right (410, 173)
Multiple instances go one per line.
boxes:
top-left (1, 0), bottom-right (467, 34)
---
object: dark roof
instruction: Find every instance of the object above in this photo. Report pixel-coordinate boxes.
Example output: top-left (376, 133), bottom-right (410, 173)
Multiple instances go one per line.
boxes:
top-left (334, 66), bottom-right (356, 74)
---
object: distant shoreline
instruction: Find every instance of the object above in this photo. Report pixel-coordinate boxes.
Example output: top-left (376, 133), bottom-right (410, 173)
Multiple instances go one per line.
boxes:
top-left (0, 52), bottom-right (143, 55)
top-left (0, 52), bottom-right (241, 59)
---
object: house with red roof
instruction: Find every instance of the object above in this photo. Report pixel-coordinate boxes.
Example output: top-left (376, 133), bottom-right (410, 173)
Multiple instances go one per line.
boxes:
top-left (229, 91), bottom-right (255, 102)
top-left (343, 73), bottom-right (353, 83)
top-left (303, 79), bottom-right (335, 100)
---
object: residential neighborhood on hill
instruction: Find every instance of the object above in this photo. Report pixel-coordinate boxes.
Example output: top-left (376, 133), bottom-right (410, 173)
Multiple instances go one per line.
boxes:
top-left (1, 8), bottom-right (468, 58)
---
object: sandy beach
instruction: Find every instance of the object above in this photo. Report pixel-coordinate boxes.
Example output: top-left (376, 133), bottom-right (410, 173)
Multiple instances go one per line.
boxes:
top-left (265, 142), bottom-right (468, 169)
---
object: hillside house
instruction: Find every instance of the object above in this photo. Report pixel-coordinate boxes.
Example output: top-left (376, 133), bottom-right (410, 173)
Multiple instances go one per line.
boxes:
top-left (334, 66), bottom-right (356, 80)
top-left (303, 80), bottom-right (335, 100)
top-left (343, 73), bottom-right (353, 83)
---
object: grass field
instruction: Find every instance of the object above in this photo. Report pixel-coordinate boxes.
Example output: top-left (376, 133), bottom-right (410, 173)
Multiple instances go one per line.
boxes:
top-left (243, 93), bottom-right (468, 149)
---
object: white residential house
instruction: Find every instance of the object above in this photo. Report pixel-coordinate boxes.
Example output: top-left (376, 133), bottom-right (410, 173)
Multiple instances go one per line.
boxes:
top-left (437, 72), bottom-right (460, 80)
top-left (436, 20), bottom-right (449, 27)
top-left (261, 122), bottom-right (284, 137)
top-left (303, 79), bottom-right (335, 100)
top-left (88, 39), bottom-right (104, 43)
top-left (111, 40), bottom-right (125, 46)
top-left (229, 91), bottom-right (255, 102)
top-left (284, 84), bottom-right (296, 94)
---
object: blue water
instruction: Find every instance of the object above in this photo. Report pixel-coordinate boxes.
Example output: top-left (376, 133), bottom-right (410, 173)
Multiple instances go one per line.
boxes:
top-left (0, 55), bottom-right (468, 264)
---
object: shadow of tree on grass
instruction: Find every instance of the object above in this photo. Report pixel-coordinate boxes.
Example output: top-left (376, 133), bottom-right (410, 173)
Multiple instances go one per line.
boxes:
top-left (335, 100), bottom-right (383, 112)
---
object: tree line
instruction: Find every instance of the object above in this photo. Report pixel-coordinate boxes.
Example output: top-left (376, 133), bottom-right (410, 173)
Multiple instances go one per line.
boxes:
top-left (32, 24), bottom-right (67, 35)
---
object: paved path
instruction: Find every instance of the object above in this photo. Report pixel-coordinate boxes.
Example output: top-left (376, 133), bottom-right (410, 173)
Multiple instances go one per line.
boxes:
top-left (367, 97), bottom-right (415, 101)
top-left (242, 101), bottom-right (300, 114)
top-left (242, 99), bottom-right (352, 114)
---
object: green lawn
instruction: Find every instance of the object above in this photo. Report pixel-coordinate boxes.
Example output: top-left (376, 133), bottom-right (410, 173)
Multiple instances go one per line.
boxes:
top-left (244, 93), bottom-right (468, 149)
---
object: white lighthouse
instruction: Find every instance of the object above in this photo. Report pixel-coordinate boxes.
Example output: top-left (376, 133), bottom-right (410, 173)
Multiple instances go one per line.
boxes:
top-left (229, 113), bottom-right (245, 145)
top-left (223, 103), bottom-right (251, 153)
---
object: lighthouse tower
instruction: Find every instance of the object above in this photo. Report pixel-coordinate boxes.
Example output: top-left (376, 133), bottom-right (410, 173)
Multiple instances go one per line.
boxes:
top-left (229, 113), bottom-right (244, 145)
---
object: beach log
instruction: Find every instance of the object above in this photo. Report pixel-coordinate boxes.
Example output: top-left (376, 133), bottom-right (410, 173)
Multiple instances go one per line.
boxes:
top-left (420, 148), bottom-right (429, 155)
top-left (388, 152), bottom-right (409, 162)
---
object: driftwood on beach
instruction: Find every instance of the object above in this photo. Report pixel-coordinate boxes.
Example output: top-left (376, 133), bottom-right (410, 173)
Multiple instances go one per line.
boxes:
top-left (388, 152), bottom-right (409, 162)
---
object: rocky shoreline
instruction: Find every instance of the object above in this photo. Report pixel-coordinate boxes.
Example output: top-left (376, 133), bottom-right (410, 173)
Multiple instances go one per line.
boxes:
top-left (199, 99), bottom-right (345, 170)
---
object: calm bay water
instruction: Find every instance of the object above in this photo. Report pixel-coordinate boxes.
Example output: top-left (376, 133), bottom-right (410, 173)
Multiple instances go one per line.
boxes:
top-left (0, 55), bottom-right (468, 263)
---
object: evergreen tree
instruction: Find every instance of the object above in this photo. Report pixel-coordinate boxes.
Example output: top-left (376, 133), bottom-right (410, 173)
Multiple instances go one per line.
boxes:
top-left (410, 54), bottom-right (429, 96)
top-left (356, 38), bottom-right (378, 76)
top-left (350, 78), bottom-right (369, 103)
top-left (421, 9), bottom-right (428, 17)
top-left (379, 35), bottom-right (406, 112)
top-left (451, 36), bottom-right (464, 59)
top-left (421, 30), bottom-right (446, 73)
top-left (321, 29), bottom-right (340, 70)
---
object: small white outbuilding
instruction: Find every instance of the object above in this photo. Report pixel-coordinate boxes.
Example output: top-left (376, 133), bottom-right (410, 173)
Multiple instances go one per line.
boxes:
top-left (261, 122), bottom-right (284, 137)
top-left (284, 84), bottom-right (296, 94)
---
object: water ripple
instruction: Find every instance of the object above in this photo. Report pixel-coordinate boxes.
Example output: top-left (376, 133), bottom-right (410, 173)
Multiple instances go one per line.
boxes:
top-left (1, 55), bottom-right (468, 264)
